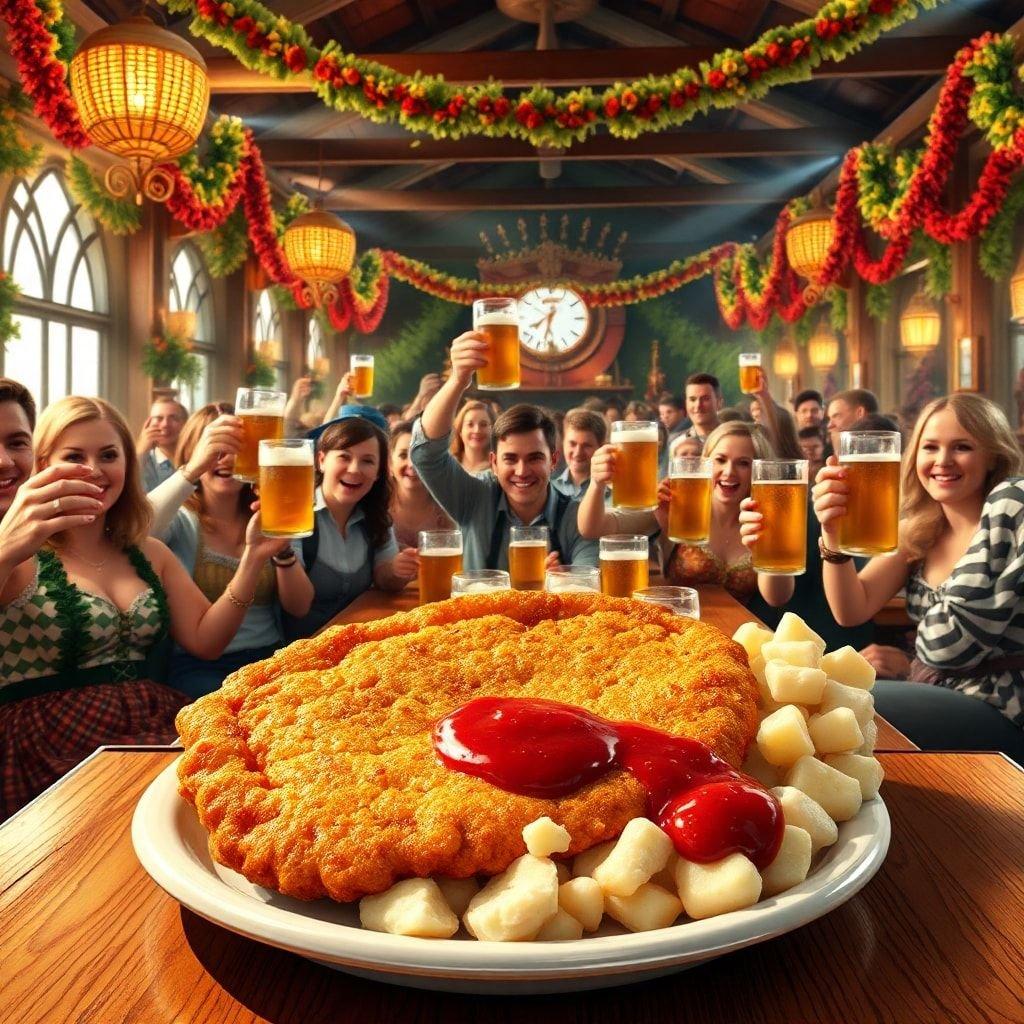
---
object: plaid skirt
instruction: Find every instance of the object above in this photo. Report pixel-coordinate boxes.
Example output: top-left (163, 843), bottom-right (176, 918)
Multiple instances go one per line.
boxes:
top-left (0, 681), bottom-right (187, 821)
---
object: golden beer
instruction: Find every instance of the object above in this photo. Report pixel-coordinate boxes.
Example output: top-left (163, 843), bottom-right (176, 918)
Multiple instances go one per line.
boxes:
top-left (600, 551), bottom-right (649, 598)
top-left (751, 480), bottom-right (808, 575)
top-left (508, 541), bottom-right (547, 591)
top-left (259, 440), bottom-right (314, 539)
top-left (739, 353), bottom-right (762, 394)
top-left (611, 422), bottom-right (659, 511)
top-left (418, 549), bottom-right (464, 604)
top-left (351, 357), bottom-right (374, 399)
top-left (838, 454), bottom-right (901, 555)
top-left (236, 410), bottom-right (284, 482)
top-left (477, 319), bottom-right (521, 391)
top-left (669, 475), bottom-right (712, 543)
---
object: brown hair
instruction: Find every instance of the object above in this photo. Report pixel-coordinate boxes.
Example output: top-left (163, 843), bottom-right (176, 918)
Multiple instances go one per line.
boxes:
top-left (831, 388), bottom-right (879, 415)
top-left (624, 400), bottom-right (656, 422)
top-left (34, 396), bottom-right (151, 548)
top-left (317, 416), bottom-right (393, 550)
top-left (900, 394), bottom-right (1023, 561)
top-left (562, 408), bottom-right (607, 445)
top-left (493, 403), bottom-right (557, 453)
top-left (449, 400), bottom-right (493, 460)
top-left (686, 372), bottom-right (722, 397)
top-left (771, 406), bottom-right (803, 460)
top-left (388, 419), bottom-right (415, 451)
top-left (0, 377), bottom-right (36, 430)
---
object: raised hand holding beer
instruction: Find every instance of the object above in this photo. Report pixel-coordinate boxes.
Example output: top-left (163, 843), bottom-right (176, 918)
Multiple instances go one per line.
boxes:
top-left (811, 455), bottom-right (848, 549)
top-left (235, 387), bottom-right (286, 483)
top-left (472, 297), bottom-right (521, 391)
top-left (448, 332), bottom-right (490, 387)
top-left (243, 503), bottom-right (293, 561)
top-left (180, 413), bottom-right (243, 483)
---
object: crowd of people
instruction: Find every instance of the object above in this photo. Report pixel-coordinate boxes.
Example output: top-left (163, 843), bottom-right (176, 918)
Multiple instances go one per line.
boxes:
top-left (1, 328), bottom-right (1022, 816)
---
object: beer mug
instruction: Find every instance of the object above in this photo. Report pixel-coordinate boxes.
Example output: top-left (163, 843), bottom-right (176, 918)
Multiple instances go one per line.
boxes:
top-left (739, 353), bottom-right (762, 395)
top-left (610, 420), bottom-right (659, 511)
top-left (473, 296), bottom-right (520, 391)
top-left (600, 534), bottom-right (649, 598)
top-left (668, 456), bottom-right (712, 544)
top-left (451, 569), bottom-right (511, 596)
top-left (418, 529), bottom-right (464, 605)
top-left (632, 586), bottom-right (700, 620)
top-left (508, 525), bottom-right (548, 591)
top-left (544, 565), bottom-right (600, 593)
top-left (235, 387), bottom-right (286, 483)
top-left (258, 438), bottom-right (315, 539)
top-left (751, 460), bottom-right (808, 575)
top-left (838, 431), bottom-right (902, 556)
top-left (350, 354), bottom-right (374, 400)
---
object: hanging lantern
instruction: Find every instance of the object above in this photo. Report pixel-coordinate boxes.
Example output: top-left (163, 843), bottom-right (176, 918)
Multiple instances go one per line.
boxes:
top-left (808, 318), bottom-right (840, 370)
top-left (900, 289), bottom-right (942, 353)
top-left (70, 16), bottom-right (209, 205)
top-left (1010, 248), bottom-right (1024, 322)
top-left (283, 210), bottom-right (357, 308)
top-left (164, 309), bottom-right (196, 340)
top-left (773, 337), bottom-right (799, 379)
top-left (785, 195), bottom-right (835, 305)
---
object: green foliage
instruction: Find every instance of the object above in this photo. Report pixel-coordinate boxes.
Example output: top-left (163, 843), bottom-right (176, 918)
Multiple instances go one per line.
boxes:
top-left (270, 284), bottom-right (300, 311)
top-left (794, 314), bottom-right (814, 345)
top-left (829, 287), bottom-right (848, 332)
top-left (865, 282), bottom-right (892, 322)
top-left (66, 156), bottom-right (141, 235)
top-left (0, 89), bottom-right (41, 175)
top-left (245, 349), bottom-right (277, 388)
top-left (142, 333), bottom-right (202, 387)
top-left (922, 236), bottom-right (952, 299)
top-left (198, 209), bottom-right (249, 277)
top-left (0, 271), bottom-right (20, 347)
top-left (979, 176), bottom-right (1024, 280)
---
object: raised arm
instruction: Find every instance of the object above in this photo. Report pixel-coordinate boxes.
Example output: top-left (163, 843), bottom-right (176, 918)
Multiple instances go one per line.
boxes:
top-left (419, 333), bottom-right (487, 440)
top-left (323, 372), bottom-right (355, 424)
top-left (576, 445), bottom-right (660, 540)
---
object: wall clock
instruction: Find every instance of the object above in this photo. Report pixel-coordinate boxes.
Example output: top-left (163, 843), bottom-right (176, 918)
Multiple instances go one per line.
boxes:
top-left (518, 286), bottom-right (590, 358)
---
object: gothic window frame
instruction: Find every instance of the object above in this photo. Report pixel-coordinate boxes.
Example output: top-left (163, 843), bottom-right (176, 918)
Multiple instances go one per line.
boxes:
top-left (169, 242), bottom-right (215, 408)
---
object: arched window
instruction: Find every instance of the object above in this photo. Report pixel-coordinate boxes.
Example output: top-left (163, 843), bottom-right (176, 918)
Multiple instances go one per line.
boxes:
top-left (1, 165), bottom-right (109, 407)
top-left (306, 314), bottom-right (328, 377)
top-left (169, 243), bottom-right (214, 409)
top-left (251, 287), bottom-right (286, 389)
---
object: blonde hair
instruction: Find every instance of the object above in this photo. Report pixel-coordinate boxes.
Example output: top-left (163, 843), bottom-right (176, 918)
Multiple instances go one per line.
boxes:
top-left (34, 396), bottom-right (151, 548)
top-left (450, 400), bottom-right (493, 460)
top-left (702, 420), bottom-right (776, 461)
top-left (900, 394), bottom-right (1023, 560)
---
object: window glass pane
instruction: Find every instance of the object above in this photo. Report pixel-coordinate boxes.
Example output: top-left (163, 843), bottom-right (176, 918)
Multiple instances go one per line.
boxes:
top-left (174, 353), bottom-right (209, 412)
top-left (35, 174), bottom-right (68, 237)
top-left (71, 326), bottom-right (100, 396)
top-left (48, 321), bottom-right (67, 402)
top-left (10, 227), bottom-right (44, 298)
top-left (54, 228), bottom-right (79, 307)
top-left (3, 314), bottom-right (43, 402)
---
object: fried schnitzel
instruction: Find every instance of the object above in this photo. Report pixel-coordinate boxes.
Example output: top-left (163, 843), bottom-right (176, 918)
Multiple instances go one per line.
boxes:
top-left (175, 592), bottom-right (759, 903)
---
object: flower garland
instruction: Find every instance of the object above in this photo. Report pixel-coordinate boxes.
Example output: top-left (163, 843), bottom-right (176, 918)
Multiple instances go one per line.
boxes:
top-left (197, 208), bottom-right (248, 276)
top-left (157, 0), bottom-right (945, 148)
top-left (0, 89), bottom-right (41, 175)
top-left (0, 270), bottom-right (20, 345)
top-left (66, 155), bottom-right (142, 235)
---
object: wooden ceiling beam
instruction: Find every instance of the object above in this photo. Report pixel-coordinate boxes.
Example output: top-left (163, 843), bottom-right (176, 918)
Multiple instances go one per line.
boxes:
top-left (271, 0), bottom-right (358, 23)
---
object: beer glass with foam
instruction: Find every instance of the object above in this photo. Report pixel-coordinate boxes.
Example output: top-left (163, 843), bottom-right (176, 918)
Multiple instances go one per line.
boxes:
top-left (508, 525), bottom-right (548, 591)
top-left (235, 387), bottom-right (286, 483)
top-left (600, 534), bottom-right (650, 598)
top-left (632, 585), bottom-right (700, 619)
top-left (610, 420), bottom-right (659, 511)
top-left (739, 353), bottom-right (762, 394)
top-left (472, 297), bottom-right (520, 391)
top-left (669, 456), bottom-right (712, 544)
top-left (838, 431), bottom-right (902, 556)
top-left (258, 438), bottom-right (315, 539)
top-left (451, 569), bottom-right (511, 596)
top-left (751, 459), bottom-right (808, 575)
top-left (350, 354), bottom-right (374, 400)
top-left (544, 565), bottom-right (600, 593)
top-left (418, 529), bottom-right (464, 604)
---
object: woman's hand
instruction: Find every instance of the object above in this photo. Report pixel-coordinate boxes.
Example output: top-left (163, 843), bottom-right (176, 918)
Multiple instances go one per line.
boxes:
top-left (448, 332), bottom-right (489, 386)
top-left (589, 444), bottom-right (617, 486)
top-left (391, 547), bottom-right (419, 580)
top-left (182, 414), bottom-right (243, 482)
top-left (739, 496), bottom-right (763, 549)
top-left (812, 455), bottom-right (847, 547)
top-left (653, 477), bottom-right (671, 534)
top-left (290, 377), bottom-right (312, 404)
top-left (0, 465), bottom-right (105, 567)
top-left (334, 372), bottom-right (356, 403)
top-left (243, 503), bottom-right (292, 561)
top-left (859, 643), bottom-right (911, 680)
top-left (545, 549), bottom-right (561, 571)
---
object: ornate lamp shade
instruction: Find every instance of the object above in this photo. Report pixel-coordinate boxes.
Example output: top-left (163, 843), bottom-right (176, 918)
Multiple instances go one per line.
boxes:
top-left (785, 200), bottom-right (835, 304)
top-left (808, 319), bottom-right (840, 370)
top-left (1010, 249), bottom-right (1024, 322)
top-left (70, 16), bottom-right (209, 204)
top-left (900, 290), bottom-right (942, 353)
top-left (773, 338), bottom-right (799, 379)
top-left (283, 210), bottom-right (357, 307)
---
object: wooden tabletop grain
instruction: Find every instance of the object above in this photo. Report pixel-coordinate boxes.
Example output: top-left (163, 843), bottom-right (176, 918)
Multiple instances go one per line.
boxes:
top-left (2, 748), bottom-right (1021, 1024)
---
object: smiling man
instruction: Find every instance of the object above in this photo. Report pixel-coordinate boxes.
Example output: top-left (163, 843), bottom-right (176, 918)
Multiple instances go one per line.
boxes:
top-left (553, 407), bottom-right (606, 500)
top-left (137, 397), bottom-right (188, 492)
top-left (411, 331), bottom-right (598, 571)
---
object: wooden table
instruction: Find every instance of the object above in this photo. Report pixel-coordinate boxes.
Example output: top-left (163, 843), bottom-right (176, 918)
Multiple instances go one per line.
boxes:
top-left (2, 748), bottom-right (1021, 1023)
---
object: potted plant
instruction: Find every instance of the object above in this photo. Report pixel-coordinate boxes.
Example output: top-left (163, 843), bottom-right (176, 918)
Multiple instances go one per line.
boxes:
top-left (142, 330), bottom-right (202, 396)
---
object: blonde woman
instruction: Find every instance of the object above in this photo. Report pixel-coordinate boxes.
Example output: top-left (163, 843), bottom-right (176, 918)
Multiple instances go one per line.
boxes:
top-left (0, 397), bottom-right (287, 818)
top-left (450, 400), bottom-right (493, 475)
top-left (810, 393), bottom-right (1024, 757)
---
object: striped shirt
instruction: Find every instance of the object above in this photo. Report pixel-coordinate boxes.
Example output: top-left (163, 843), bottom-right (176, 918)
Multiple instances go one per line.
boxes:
top-left (907, 478), bottom-right (1024, 727)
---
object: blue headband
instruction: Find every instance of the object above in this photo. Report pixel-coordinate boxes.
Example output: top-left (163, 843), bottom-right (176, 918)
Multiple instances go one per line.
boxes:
top-left (307, 405), bottom-right (389, 443)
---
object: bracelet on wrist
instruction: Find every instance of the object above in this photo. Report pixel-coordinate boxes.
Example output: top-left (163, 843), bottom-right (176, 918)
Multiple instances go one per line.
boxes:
top-left (226, 583), bottom-right (255, 609)
top-left (818, 537), bottom-right (853, 565)
top-left (272, 551), bottom-right (297, 567)
top-left (178, 465), bottom-right (199, 487)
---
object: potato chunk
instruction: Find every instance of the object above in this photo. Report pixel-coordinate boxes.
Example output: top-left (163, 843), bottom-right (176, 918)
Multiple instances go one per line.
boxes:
top-left (522, 816), bottom-right (571, 858)
top-left (593, 817), bottom-right (674, 897)
top-left (558, 877), bottom-right (604, 933)
top-left (773, 613), bottom-right (826, 656)
top-left (463, 854), bottom-right (558, 942)
top-left (808, 707), bottom-right (865, 755)
top-left (760, 640), bottom-right (821, 669)
top-left (786, 755), bottom-right (863, 822)
top-left (820, 678), bottom-right (875, 727)
top-left (771, 785), bottom-right (839, 852)
top-left (535, 907), bottom-right (585, 941)
top-left (732, 622), bottom-right (775, 661)
top-left (605, 883), bottom-right (683, 932)
top-left (675, 853), bottom-right (762, 920)
top-left (760, 825), bottom-right (813, 897)
top-left (435, 876), bottom-right (479, 918)
top-left (820, 646), bottom-right (876, 690)
top-left (765, 660), bottom-right (828, 705)
top-left (572, 840), bottom-right (615, 879)
top-left (824, 753), bottom-right (885, 800)
top-left (756, 704), bottom-right (815, 766)
top-left (359, 878), bottom-right (459, 938)
top-left (741, 743), bottom-right (781, 788)
top-left (858, 719), bottom-right (878, 756)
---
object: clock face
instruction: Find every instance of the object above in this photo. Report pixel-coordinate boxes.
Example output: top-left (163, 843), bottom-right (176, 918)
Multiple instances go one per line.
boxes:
top-left (518, 287), bottom-right (590, 357)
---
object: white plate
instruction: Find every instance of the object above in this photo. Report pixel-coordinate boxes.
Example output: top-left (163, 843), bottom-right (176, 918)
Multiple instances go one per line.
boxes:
top-left (133, 759), bottom-right (890, 994)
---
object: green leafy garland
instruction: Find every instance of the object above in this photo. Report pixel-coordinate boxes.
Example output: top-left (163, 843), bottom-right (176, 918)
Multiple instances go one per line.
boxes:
top-left (830, 287), bottom-right (848, 331)
top-left (0, 271), bottom-right (20, 345)
top-left (979, 175), bottom-right (1024, 279)
top-left (175, 114), bottom-right (247, 207)
top-left (66, 156), bottom-right (141, 235)
top-left (0, 88), bottom-right (40, 175)
top-left (865, 282), bottom-right (892, 321)
top-left (197, 208), bottom-right (248, 276)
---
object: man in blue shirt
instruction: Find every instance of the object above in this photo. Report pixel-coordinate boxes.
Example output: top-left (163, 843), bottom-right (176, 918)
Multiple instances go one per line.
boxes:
top-left (552, 407), bottom-right (605, 500)
top-left (136, 397), bottom-right (188, 493)
top-left (411, 331), bottom-right (599, 571)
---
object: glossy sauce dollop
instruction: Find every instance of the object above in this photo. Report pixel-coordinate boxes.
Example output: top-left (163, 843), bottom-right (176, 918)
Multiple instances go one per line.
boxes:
top-left (433, 696), bottom-right (783, 869)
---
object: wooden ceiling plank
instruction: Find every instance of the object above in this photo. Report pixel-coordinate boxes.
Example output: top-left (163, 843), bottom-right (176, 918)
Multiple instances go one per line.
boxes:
top-left (272, 0), bottom-right (359, 23)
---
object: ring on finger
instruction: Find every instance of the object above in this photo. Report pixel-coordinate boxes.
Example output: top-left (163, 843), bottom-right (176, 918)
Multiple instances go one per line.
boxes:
top-left (53, 497), bottom-right (62, 513)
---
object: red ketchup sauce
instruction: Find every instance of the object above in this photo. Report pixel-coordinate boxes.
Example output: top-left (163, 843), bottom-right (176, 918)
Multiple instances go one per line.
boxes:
top-left (433, 696), bottom-right (783, 869)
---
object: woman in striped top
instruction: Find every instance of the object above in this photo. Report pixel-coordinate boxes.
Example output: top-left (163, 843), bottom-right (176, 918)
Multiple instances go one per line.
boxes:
top-left (812, 394), bottom-right (1024, 760)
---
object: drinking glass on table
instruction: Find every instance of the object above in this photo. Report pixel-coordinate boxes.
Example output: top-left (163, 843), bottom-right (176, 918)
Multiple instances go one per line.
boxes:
top-left (418, 529), bottom-right (463, 604)
top-left (544, 565), bottom-right (600, 594)
top-left (451, 569), bottom-right (511, 596)
top-left (632, 585), bottom-right (700, 619)
top-left (473, 297), bottom-right (520, 391)
top-left (609, 420), bottom-right (659, 511)
top-left (599, 534), bottom-right (649, 598)
top-left (751, 459), bottom-right (808, 575)
top-left (234, 387), bottom-right (285, 483)
top-left (508, 525), bottom-right (548, 591)
top-left (258, 438), bottom-right (315, 539)
top-left (350, 354), bottom-right (375, 400)
top-left (668, 456), bottom-right (712, 544)
top-left (837, 430), bottom-right (902, 556)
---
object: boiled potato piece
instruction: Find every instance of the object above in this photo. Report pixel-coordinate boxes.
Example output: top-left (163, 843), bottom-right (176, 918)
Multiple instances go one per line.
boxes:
top-left (675, 854), bottom-right (762, 920)
top-left (741, 743), bottom-right (781, 788)
top-left (558, 877), bottom-right (605, 933)
top-left (858, 719), bottom-right (879, 756)
top-left (765, 660), bottom-right (828, 705)
top-left (771, 785), bottom-right (839, 852)
top-left (435, 876), bottom-right (479, 919)
top-left (760, 825), bottom-right (813, 897)
top-left (786, 755), bottom-right (863, 822)
top-left (761, 640), bottom-right (821, 669)
top-left (593, 817), bottom-right (674, 897)
top-left (773, 613), bottom-right (826, 656)
top-left (572, 840), bottom-right (615, 879)
top-left (463, 854), bottom-right (558, 942)
top-left (825, 753), bottom-right (885, 800)
top-left (808, 707), bottom-right (865, 755)
top-left (820, 646), bottom-right (876, 690)
top-left (604, 883), bottom-right (683, 932)
top-left (820, 678), bottom-right (874, 727)
top-left (535, 907), bottom-right (584, 941)
top-left (733, 622), bottom-right (775, 661)
top-left (360, 878), bottom-right (459, 938)
top-left (756, 704), bottom-right (815, 766)
top-left (523, 816), bottom-right (571, 858)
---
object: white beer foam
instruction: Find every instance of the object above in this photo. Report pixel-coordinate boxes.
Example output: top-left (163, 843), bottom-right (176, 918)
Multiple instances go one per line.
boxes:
top-left (549, 583), bottom-right (598, 593)
top-left (421, 547), bottom-right (462, 557)
top-left (839, 453), bottom-right (901, 462)
top-left (240, 404), bottom-right (285, 418)
top-left (459, 582), bottom-right (510, 594)
top-left (611, 426), bottom-right (658, 444)
top-left (259, 445), bottom-right (313, 467)
top-left (475, 310), bottom-right (519, 327)
top-left (509, 540), bottom-right (547, 549)
top-left (671, 472), bottom-right (712, 480)
top-left (599, 548), bottom-right (648, 560)
top-left (753, 478), bottom-right (807, 485)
